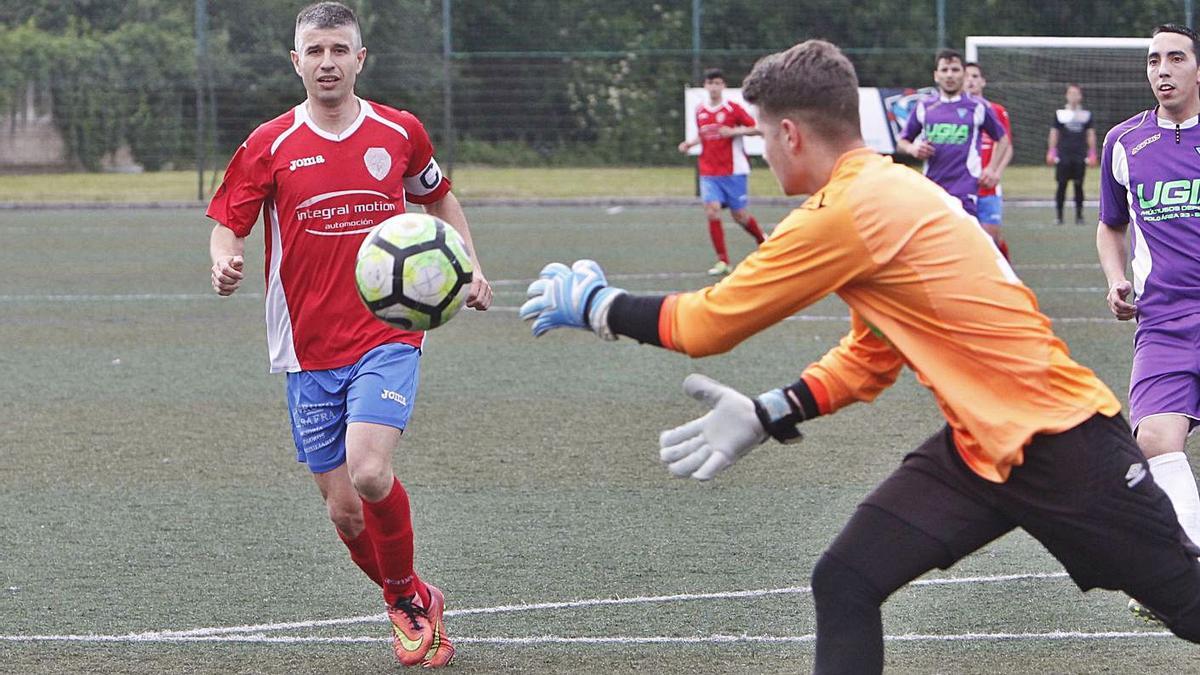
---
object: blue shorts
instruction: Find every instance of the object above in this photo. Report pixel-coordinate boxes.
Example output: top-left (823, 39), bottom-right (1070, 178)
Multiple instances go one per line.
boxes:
top-left (285, 342), bottom-right (421, 474)
top-left (977, 195), bottom-right (1003, 226)
top-left (699, 175), bottom-right (749, 210)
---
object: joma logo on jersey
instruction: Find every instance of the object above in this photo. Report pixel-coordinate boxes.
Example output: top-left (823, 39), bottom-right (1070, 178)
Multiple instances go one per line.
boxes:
top-left (926, 123), bottom-right (969, 145)
top-left (1136, 179), bottom-right (1200, 208)
top-left (289, 154), bottom-right (326, 171)
top-left (381, 389), bottom-right (408, 405)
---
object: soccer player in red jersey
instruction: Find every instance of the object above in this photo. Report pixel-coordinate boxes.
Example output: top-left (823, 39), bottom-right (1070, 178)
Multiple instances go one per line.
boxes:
top-left (522, 39), bottom-right (1200, 672)
top-left (678, 68), bottom-right (766, 276)
top-left (206, 2), bottom-right (490, 667)
top-left (964, 61), bottom-right (1013, 259)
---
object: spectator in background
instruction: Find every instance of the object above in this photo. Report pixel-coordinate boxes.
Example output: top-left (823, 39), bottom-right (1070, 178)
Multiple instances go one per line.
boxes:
top-left (678, 68), bottom-right (766, 276)
top-left (1048, 83), bottom-right (1097, 224)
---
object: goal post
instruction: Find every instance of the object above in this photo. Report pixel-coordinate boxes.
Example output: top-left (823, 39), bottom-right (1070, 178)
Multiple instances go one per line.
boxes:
top-left (964, 36), bottom-right (1153, 165)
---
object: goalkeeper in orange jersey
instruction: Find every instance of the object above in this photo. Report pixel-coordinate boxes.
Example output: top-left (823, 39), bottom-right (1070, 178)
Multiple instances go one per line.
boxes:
top-left (520, 39), bottom-right (1200, 672)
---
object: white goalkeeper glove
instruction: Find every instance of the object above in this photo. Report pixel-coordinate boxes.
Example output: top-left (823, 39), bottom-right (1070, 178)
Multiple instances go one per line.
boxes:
top-left (659, 374), bottom-right (771, 481)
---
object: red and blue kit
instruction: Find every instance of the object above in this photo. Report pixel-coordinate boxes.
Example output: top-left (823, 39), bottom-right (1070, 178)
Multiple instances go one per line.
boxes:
top-left (695, 100), bottom-right (756, 176)
top-left (207, 98), bottom-right (451, 373)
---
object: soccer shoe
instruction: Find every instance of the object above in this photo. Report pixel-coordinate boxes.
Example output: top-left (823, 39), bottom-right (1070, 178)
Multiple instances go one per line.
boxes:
top-left (1127, 597), bottom-right (1166, 627)
top-left (421, 583), bottom-right (455, 668)
top-left (707, 260), bottom-right (732, 276)
top-left (387, 590), bottom-right (435, 666)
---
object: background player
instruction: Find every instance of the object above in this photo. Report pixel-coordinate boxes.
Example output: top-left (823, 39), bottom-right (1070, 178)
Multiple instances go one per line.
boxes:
top-left (1096, 23), bottom-right (1200, 624)
top-left (964, 61), bottom-right (1013, 259)
top-left (1049, 83), bottom-right (1098, 224)
top-left (206, 2), bottom-right (491, 667)
top-left (521, 39), bottom-right (1200, 672)
top-left (897, 49), bottom-right (1010, 223)
top-left (678, 67), bottom-right (766, 276)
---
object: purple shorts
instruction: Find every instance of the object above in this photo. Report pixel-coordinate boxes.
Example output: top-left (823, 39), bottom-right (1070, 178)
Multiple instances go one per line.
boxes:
top-left (1129, 313), bottom-right (1200, 433)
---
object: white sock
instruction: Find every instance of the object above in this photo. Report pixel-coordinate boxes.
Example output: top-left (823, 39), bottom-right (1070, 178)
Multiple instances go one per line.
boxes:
top-left (1148, 452), bottom-right (1200, 547)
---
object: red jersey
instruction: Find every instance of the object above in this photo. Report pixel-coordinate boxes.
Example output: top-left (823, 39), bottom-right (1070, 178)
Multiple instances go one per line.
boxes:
top-left (695, 100), bottom-right (756, 176)
top-left (978, 101), bottom-right (1011, 198)
top-left (206, 98), bottom-right (451, 373)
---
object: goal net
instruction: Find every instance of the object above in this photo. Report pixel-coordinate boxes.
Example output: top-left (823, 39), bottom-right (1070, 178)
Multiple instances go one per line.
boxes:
top-left (965, 36), bottom-right (1153, 165)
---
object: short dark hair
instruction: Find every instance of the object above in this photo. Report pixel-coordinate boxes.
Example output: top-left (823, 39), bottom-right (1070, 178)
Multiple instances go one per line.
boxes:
top-left (742, 39), bottom-right (860, 141)
top-left (935, 48), bottom-right (963, 68)
top-left (1152, 23), bottom-right (1200, 59)
top-left (964, 61), bottom-right (983, 76)
top-left (703, 68), bottom-right (724, 82)
top-left (295, 2), bottom-right (362, 50)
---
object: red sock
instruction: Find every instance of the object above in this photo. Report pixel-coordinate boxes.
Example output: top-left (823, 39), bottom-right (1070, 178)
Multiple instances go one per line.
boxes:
top-left (708, 219), bottom-right (728, 263)
top-left (337, 527), bottom-right (383, 588)
top-left (361, 477), bottom-right (428, 606)
top-left (997, 237), bottom-right (1010, 261)
top-left (742, 216), bottom-right (766, 244)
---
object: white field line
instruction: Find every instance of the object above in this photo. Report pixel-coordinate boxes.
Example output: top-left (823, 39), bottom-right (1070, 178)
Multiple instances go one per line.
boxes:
top-left (3, 571), bottom-right (1072, 643)
top-left (0, 631), bottom-right (1175, 646)
top-left (0, 265), bottom-right (1105, 303)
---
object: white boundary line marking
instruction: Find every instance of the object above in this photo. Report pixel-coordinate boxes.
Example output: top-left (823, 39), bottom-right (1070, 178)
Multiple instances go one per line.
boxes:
top-left (0, 630), bottom-right (1175, 645)
top-left (1, 572), bottom-right (1079, 644)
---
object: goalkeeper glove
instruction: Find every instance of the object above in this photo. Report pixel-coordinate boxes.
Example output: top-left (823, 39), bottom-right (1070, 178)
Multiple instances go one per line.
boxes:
top-left (519, 259), bottom-right (624, 339)
top-left (659, 374), bottom-right (816, 481)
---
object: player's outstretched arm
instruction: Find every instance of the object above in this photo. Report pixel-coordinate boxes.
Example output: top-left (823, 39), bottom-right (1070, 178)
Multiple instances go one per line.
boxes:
top-left (209, 224), bottom-right (246, 297)
top-left (659, 374), bottom-right (817, 481)
top-left (519, 260), bottom-right (626, 339)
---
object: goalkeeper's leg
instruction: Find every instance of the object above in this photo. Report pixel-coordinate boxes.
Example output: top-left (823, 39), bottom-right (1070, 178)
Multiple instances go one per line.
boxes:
top-left (812, 428), bottom-right (1014, 674)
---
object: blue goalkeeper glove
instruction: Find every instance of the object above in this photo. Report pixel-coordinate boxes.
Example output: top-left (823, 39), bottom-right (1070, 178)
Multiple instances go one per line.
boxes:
top-left (519, 260), bottom-right (624, 339)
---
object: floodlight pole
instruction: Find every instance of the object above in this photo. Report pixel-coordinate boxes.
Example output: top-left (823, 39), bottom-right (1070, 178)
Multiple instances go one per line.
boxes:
top-left (936, 0), bottom-right (946, 49)
top-left (442, 0), bottom-right (455, 177)
top-left (195, 0), bottom-right (209, 202)
top-left (1187, 0), bottom-right (1194, 30)
top-left (692, 0), bottom-right (702, 84)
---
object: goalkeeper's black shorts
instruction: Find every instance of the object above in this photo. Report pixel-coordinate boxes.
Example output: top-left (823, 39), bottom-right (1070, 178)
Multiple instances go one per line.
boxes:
top-left (858, 413), bottom-right (1200, 619)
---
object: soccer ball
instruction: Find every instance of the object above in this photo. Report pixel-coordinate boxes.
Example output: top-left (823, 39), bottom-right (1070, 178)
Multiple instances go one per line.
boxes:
top-left (355, 213), bottom-right (474, 330)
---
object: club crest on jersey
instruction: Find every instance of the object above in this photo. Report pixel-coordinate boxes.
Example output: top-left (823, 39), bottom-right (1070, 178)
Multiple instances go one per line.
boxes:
top-left (716, 112), bottom-right (726, 123)
top-left (363, 147), bottom-right (392, 181)
top-left (957, 108), bottom-right (967, 119)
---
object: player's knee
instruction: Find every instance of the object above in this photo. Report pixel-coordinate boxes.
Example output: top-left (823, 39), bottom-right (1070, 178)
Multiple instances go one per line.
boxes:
top-left (811, 551), bottom-right (884, 610)
top-left (347, 461), bottom-right (394, 501)
top-left (326, 499), bottom-right (365, 536)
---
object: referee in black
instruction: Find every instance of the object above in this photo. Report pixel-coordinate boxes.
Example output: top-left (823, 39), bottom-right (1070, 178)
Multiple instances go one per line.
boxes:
top-left (1046, 83), bottom-right (1097, 224)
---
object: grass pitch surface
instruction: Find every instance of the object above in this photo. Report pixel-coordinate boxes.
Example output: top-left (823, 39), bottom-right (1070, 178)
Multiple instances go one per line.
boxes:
top-left (1, 204), bottom-right (1196, 673)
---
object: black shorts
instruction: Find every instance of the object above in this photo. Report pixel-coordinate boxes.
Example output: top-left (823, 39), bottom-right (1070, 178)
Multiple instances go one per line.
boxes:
top-left (1056, 158), bottom-right (1086, 183)
top-left (861, 413), bottom-right (1199, 595)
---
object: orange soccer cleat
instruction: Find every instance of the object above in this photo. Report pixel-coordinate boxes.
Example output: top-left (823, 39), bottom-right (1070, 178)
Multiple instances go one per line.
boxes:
top-left (387, 589), bottom-right (434, 666)
top-left (421, 583), bottom-right (455, 668)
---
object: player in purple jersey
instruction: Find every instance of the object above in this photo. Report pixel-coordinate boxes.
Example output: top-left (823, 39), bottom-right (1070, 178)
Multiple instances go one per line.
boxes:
top-left (1096, 23), bottom-right (1200, 626)
top-left (897, 49), bottom-right (1010, 218)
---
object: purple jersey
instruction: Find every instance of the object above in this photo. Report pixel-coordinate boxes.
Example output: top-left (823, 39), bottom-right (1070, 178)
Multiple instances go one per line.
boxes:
top-left (1099, 111), bottom-right (1200, 326)
top-left (901, 93), bottom-right (1006, 216)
